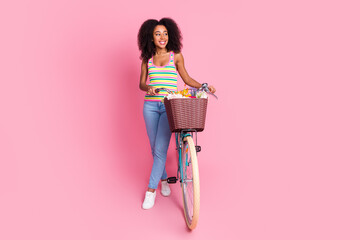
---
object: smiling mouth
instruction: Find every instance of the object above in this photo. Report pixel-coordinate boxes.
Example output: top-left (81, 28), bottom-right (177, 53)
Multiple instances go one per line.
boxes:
top-left (159, 41), bottom-right (166, 45)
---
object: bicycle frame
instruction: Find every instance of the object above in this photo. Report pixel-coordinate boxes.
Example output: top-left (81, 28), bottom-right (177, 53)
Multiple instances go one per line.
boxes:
top-left (175, 130), bottom-right (198, 183)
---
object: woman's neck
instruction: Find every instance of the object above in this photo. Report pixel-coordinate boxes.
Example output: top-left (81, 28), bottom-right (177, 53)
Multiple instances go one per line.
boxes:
top-left (155, 48), bottom-right (168, 56)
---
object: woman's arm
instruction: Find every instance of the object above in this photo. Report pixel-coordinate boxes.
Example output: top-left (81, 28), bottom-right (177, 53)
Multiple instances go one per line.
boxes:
top-left (174, 52), bottom-right (202, 88)
top-left (174, 53), bottom-right (216, 93)
top-left (139, 59), bottom-right (156, 95)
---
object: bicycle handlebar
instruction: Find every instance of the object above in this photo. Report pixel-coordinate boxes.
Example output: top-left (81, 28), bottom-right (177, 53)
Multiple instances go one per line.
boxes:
top-left (198, 83), bottom-right (218, 99)
top-left (155, 83), bottom-right (218, 99)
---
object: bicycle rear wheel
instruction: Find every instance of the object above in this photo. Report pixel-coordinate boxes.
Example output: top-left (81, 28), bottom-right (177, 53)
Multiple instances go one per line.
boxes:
top-left (181, 136), bottom-right (200, 230)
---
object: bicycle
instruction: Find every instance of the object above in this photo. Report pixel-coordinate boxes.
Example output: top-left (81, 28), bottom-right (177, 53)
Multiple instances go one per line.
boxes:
top-left (156, 84), bottom-right (217, 230)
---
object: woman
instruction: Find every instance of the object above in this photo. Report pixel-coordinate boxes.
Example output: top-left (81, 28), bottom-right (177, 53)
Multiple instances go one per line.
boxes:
top-left (138, 18), bottom-right (216, 209)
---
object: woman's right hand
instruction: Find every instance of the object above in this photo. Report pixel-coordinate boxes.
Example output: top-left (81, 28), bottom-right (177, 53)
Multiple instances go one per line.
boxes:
top-left (208, 85), bottom-right (216, 93)
top-left (146, 86), bottom-right (157, 96)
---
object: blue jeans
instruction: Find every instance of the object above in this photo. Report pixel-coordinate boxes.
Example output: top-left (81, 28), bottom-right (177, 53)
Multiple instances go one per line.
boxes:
top-left (143, 101), bottom-right (172, 189)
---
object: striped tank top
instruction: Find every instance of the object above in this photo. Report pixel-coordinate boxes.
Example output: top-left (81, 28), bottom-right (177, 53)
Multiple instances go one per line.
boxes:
top-left (144, 51), bottom-right (177, 101)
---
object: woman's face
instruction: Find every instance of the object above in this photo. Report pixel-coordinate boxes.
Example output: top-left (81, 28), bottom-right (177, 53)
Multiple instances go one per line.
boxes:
top-left (153, 25), bottom-right (168, 50)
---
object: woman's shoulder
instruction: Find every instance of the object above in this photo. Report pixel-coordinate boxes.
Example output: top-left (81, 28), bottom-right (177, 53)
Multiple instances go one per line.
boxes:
top-left (173, 51), bottom-right (183, 61)
top-left (173, 51), bottom-right (182, 57)
top-left (173, 51), bottom-right (185, 65)
top-left (141, 58), bottom-right (149, 68)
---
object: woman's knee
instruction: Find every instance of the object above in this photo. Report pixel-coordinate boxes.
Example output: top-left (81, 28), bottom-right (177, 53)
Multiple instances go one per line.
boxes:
top-left (153, 147), bottom-right (168, 161)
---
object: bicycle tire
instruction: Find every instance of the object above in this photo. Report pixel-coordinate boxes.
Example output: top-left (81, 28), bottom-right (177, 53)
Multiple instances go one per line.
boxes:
top-left (181, 136), bottom-right (200, 230)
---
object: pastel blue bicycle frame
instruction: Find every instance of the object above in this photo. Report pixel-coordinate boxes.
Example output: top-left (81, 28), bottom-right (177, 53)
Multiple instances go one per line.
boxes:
top-left (176, 131), bottom-right (193, 183)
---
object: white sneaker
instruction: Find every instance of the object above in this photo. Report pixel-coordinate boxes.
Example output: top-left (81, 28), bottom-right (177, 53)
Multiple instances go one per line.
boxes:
top-left (142, 191), bottom-right (156, 209)
top-left (161, 181), bottom-right (171, 197)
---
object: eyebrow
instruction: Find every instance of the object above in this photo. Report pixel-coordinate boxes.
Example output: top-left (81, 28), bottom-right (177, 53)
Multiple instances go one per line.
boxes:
top-left (155, 31), bottom-right (168, 33)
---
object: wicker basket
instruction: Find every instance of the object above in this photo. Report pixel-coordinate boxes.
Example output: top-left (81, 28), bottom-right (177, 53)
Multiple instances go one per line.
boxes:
top-left (164, 98), bottom-right (208, 132)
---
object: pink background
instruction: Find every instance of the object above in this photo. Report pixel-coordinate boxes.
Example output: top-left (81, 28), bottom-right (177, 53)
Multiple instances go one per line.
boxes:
top-left (1, 0), bottom-right (359, 239)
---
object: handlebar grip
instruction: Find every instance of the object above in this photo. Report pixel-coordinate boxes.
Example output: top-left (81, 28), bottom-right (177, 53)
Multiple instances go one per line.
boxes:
top-left (155, 88), bottom-right (172, 94)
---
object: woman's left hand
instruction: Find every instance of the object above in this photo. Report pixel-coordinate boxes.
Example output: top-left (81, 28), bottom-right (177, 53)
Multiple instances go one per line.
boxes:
top-left (208, 85), bottom-right (216, 93)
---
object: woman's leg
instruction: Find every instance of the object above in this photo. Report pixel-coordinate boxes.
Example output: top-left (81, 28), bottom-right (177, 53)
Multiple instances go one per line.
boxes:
top-left (143, 102), bottom-right (160, 158)
top-left (143, 102), bottom-right (160, 192)
top-left (147, 103), bottom-right (172, 190)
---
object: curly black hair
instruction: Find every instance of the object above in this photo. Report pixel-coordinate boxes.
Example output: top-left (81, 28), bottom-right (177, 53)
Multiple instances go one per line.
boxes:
top-left (138, 18), bottom-right (182, 61)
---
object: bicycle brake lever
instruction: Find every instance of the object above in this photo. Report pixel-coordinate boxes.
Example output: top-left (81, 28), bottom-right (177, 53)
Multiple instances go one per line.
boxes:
top-left (200, 83), bottom-right (218, 99)
top-left (207, 91), bottom-right (218, 100)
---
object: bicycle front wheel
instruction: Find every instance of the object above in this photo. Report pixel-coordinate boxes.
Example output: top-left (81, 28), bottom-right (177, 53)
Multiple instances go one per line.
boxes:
top-left (181, 136), bottom-right (200, 230)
